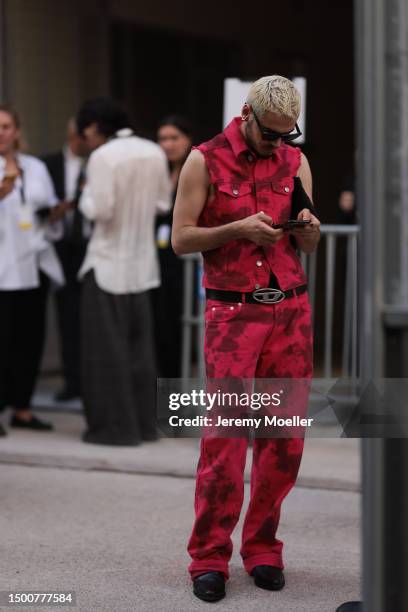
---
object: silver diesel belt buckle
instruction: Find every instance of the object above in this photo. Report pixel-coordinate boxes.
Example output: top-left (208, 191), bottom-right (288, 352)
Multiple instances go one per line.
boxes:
top-left (252, 287), bottom-right (286, 304)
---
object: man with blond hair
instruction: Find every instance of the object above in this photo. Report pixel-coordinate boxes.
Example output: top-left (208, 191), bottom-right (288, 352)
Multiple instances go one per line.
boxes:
top-left (172, 75), bottom-right (320, 602)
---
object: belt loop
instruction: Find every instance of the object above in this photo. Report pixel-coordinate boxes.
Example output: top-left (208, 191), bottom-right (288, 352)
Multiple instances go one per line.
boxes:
top-left (241, 293), bottom-right (246, 304)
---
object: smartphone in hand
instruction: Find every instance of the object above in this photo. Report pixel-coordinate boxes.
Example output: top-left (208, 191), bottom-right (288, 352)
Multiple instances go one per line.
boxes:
top-left (272, 219), bottom-right (311, 231)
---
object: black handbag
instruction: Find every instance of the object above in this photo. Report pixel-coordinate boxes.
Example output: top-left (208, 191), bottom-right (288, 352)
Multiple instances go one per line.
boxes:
top-left (290, 176), bottom-right (319, 220)
top-left (288, 176), bottom-right (319, 251)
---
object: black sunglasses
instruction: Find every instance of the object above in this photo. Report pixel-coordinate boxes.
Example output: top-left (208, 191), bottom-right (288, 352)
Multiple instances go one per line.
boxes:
top-left (252, 109), bottom-right (302, 143)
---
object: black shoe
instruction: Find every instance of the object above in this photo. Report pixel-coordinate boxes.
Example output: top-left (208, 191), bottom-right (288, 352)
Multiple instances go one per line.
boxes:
top-left (193, 571), bottom-right (226, 602)
top-left (251, 565), bottom-right (285, 591)
top-left (10, 414), bottom-right (54, 431)
top-left (336, 603), bottom-right (362, 612)
top-left (55, 387), bottom-right (80, 402)
top-left (0, 422), bottom-right (7, 436)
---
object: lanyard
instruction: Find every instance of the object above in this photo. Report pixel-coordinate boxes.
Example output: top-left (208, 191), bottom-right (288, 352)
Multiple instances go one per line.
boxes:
top-left (18, 167), bottom-right (26, 205)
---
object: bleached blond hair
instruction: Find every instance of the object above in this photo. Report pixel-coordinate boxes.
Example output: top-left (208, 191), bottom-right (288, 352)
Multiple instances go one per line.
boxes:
top-left (246, 75), bottom-right (301, 121)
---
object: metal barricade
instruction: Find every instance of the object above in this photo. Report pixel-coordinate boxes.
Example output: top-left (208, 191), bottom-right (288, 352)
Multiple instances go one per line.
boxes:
top-left (181, 255), bottom-right (205, 380)
top-left (300, 225), bottom-right (360, 378)
top-left (181, 225), bottom-right (360, 379)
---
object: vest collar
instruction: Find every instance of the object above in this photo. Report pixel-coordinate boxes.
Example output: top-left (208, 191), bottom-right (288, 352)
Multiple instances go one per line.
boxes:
top-left (223, 117), bottom-right (282, 162)
top-left (224, 117), bottom-right (250, 158)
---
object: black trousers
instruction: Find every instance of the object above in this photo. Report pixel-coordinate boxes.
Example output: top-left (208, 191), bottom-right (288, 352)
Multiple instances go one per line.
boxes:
top-left (0, 276), bottom-right (49, 411)
top-left (81, 270), bottom-right (157, 445)
top-left (54, 240), bottom-right (87, 392)
top-left (151, 247), bottom-right (184, 378)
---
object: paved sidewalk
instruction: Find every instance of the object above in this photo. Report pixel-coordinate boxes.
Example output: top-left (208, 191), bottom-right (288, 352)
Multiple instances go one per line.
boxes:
top-left (0, 410), bottom-right (361, 612)
top-left (0, 411), bottom-right (360, 491)
top-left (0, 466), bottom-right (360, 612)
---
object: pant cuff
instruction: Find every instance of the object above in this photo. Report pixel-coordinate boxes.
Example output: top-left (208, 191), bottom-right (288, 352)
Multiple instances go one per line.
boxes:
top-left (243, 553), bottom-right (284, 576)
top-left (189, 561), bottom-right (229, 581)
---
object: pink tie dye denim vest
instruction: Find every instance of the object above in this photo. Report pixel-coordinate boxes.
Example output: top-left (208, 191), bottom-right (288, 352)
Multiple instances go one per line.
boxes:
top-left (197, 117), bottom-right (307, 292)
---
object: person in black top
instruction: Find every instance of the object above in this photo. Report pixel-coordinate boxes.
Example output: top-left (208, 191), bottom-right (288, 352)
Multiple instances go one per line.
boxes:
top-left (152, 116), bottom-right (193, 378)
top-left (42, 119), bottom-right (88, 401)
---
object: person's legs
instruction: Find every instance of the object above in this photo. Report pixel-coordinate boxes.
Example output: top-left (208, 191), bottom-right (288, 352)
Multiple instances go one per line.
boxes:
top-left (151, 267), bottom-right (183, 378)
top-left (55, 281), bottom-right (81, 395)
top-left (241, 437), bottom-right (305, 574)
top-left (9, 277), bottom-right (49, 411)
top-left (0, 290), bottom-right (14, 412)
top-left (81, 270), bottom-right (140, 445)
top-left (159, 284), bottom-right (183, 378)
top-left (55, 242), bottom-right (86, 397)
top-left (188, 300), bottom-right (270, 580)
top-left (129, 291), bottom-right (157, 439)
top-left (240, 292), bottom-right (313, 575)
top-left (188, 436), bottom-right (249, 580)
top-left (4, 277), bottom-right (53, 430)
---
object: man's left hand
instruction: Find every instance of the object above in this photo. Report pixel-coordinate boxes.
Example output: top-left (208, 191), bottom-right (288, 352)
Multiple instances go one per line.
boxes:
top-left (289, 208), bottom-right (320, 253)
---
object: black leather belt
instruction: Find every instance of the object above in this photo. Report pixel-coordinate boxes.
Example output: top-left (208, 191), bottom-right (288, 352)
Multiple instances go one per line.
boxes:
top-left (206, 284), bottom-right (307, 305)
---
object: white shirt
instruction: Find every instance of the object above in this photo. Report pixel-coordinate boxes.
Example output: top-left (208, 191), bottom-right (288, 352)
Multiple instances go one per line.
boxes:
top-left (0, 153), bottom-right (64, 290)
top-left (64, 145), bottom-right (83, 201)
top-left (79, 129), bottom-right (171, 294)
top-left (62, 146), bottom-right (91, 238)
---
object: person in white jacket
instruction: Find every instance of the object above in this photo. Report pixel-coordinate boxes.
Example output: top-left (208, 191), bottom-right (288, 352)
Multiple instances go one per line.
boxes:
top-left (0, 105), bottom-right (64, 436)
top-left (76, 97), bottom-right (171, 446)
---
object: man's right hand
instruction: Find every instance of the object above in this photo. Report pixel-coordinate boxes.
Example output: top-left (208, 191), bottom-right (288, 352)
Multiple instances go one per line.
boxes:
top-left (238, 211), bottom-right (284, 246)
top-left (48, 201), bottom-right (74, 223)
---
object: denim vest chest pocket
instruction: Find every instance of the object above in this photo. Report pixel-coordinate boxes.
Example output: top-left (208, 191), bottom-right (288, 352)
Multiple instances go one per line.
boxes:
top-left (215, 182), bottom-right (253, 223)
top-left (269, 179), bottom-right (293, 224)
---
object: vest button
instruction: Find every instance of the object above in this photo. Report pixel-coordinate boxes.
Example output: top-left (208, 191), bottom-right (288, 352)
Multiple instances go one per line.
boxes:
top-left (256, 260), bottom-right (263, 267)
top-left (247, 154), bottom-right (254, 162)
top-left (255, 284), bottom-right (260, 289)
top-left (232, 188), bottom-right (239, 196)
top-left (284, 186), bottom-right (290, 193)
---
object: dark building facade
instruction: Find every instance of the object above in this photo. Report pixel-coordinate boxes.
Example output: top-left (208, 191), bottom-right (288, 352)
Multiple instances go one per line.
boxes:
top-left (0, 0), bottom-right (354, 372)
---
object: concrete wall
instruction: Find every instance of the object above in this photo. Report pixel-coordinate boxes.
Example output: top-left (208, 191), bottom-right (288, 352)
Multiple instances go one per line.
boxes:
top-left (2, 0), bottom-right (109, 154)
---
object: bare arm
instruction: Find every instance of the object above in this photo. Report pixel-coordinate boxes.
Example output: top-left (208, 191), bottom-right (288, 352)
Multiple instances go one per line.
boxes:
top-left (171, 150), bottom-right (284, 255)
top-left (291, 152), bottom-right (321, 254)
